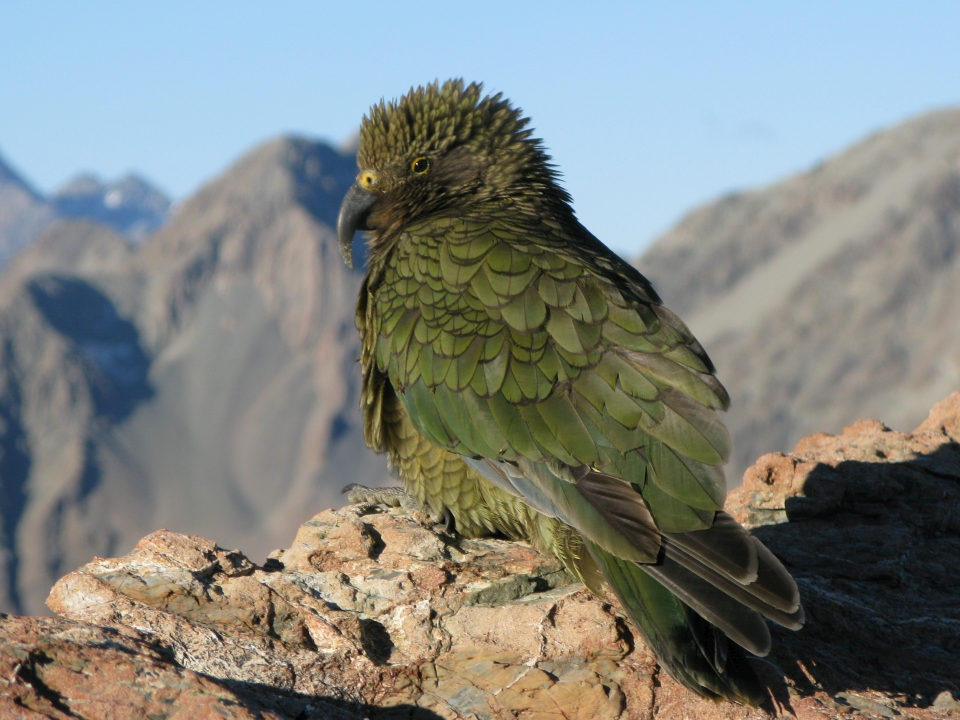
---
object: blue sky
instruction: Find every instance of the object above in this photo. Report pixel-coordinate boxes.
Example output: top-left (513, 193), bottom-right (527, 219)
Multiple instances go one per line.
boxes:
top-left (2, 2), bottom-right (959, 256)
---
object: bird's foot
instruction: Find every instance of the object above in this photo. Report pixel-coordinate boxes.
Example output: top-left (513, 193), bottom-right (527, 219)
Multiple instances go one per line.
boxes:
top-left (341, 484), bottom-right (419, 511)
top-left (433, 507), bottom-right (456, 535)
top-left (341, 484), bottom-right (456, 534)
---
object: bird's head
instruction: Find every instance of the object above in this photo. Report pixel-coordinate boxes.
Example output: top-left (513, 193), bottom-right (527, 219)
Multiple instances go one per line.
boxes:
top-left (337, 79), bottom-right (569, 268)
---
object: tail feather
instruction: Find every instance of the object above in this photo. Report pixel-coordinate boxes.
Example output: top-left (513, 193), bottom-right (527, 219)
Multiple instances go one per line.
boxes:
top-left (586, 539), bottom-right (765, 705)
top-left (664, 511), bottom-right (758, 584)
top-left (661, 542), bottom-right (804, 630)
top-left (641, 553), bottom-right (773, 656)
top-left (751, 536), bottom-right (803, 613)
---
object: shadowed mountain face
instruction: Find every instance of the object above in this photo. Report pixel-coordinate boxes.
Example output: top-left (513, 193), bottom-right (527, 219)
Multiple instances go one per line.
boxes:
top-left (26, 275), bottom-right (152, 422)
top-left (0, 138), bottom-right (392, 614)
top-left (637, 107), bottom-right (960, 481)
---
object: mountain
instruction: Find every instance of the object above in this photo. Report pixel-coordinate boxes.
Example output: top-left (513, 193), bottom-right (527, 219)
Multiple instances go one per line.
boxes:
top-left (51, 173), bottom-right (170, 242)
top-left (0, 150), bottom-right (170, 268)
top-left (0, 154), bottom-right (56, 269)
top-left (0, 137), bottom-right (391, 615)
top-left (637, 107), bottom-right (960, 479)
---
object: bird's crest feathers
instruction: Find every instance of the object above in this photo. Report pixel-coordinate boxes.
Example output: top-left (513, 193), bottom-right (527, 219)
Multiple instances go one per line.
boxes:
top-left (358, 79), bottom-right (569, 203)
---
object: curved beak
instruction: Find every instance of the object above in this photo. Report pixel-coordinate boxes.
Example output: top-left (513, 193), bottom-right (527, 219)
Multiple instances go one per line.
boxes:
top-left (337, 183), bottom-right (377, 269)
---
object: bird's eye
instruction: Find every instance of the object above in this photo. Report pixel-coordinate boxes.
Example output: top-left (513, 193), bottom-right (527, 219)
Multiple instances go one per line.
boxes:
top-left (410, 157), bottom-right (431, 175)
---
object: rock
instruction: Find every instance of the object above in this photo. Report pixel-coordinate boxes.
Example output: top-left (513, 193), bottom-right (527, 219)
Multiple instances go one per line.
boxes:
top-left (42, 509), bottom-right (657, 719)
top-left (0, 394), bottom-right (958, 717)
top-left (729, 391), bottom-right (960, 718)
top-left (0, 614), bottom-right (322, 719)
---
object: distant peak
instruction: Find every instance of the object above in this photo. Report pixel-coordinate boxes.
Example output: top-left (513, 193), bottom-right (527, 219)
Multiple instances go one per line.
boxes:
top-left (55, 174), bottom-right (106, 197)
top-left (50, 171), bottom-right (171, 244)
top-left (0, 150), bottom-right (44, 200)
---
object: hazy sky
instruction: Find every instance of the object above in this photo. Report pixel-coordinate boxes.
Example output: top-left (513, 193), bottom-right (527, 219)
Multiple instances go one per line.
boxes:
top-left (2, 2), bottom-right (959, 255)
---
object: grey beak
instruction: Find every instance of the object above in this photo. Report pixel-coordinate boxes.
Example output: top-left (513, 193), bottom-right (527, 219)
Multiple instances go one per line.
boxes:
top-left (337, 184), bottom-right (377, 269)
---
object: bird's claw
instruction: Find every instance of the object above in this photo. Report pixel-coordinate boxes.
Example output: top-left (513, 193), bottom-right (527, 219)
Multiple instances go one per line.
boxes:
top-left (342, 485), bottom-right (456, 534)
top-left (341, 484), bottom-right (417, 510)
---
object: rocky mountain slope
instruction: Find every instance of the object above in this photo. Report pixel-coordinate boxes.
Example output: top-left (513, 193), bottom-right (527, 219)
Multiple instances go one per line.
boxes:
top-left (637, 107), bottom-right (960, 479)
top-left (0, 138), bottom-right (392, 615)
top-left (0, 393), bottom-right (955, 719)
top-left (0, 151), bottom-right (169, 267)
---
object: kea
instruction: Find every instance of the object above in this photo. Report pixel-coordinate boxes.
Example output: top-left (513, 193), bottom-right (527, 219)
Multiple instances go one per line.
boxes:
top-left (336, 80), bottom-right (803, 705)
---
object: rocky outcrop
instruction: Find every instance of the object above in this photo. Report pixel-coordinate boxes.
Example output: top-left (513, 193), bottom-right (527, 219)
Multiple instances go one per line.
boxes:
top-left (41, 510), bottom-right (647, 719)
top-left (0, 394), bottom-right (957, 718)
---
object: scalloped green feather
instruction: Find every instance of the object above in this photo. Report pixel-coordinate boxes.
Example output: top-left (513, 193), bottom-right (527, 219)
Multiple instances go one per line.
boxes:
top-left (518, 404), bottom-right (580, 466)
top-left (439, 242), bottom-right (486, 285)
top-left (487, 392), bottom-right (541, 460)
top-left (573, 371), bottom-right (615, 412)
top-left (460, 388), bottom-right (512, 456)
top-left (606, 302), bottom-right (650, 333)
top-left (390, 312), bottom-right (417, 354)
top-left (568, 282), bottom-right (608, 324)
top-left (538, 345), bottom-right (563, 382)
top-left (640, 474), bottom-right (714, 532)
top-left (483, 341), bottom-right (510, 392)
top-left (625, 351), bottom-right (726, 409)
top-left (499, 286), bottom-right (548, 332)
top-left (605, 387), bottom-right (645, 429)
top-left (403, 379), bottom-right (455, 448)
top-left (469, 366), bottom-right (489, 397)
top-left (469, 265), bottom-right (505, 308)
top-left (530, 251), bottom-right (567, 271)
top-left (645, 399), bottom-right (728, 466)
top-left (601, 323), bottom-right (659, 353)
top-left (433, 384), bottom-right (501, 458)
top-left (546, 311), bottom-right (584, 353)
top-left (535, 393), bottom-right (599, 465)
top-left (418, 343), bottom-right (437, 386)
top-left (447, 231), bottom-right (496, 260)
top-left (646, 441), bottom-right (726, 510)
top-left (483, 262), bottom-right (540, 296)
top-left (484, 243), bottom-right (517, 272)
top-left (445, 336), bottom-right (484, 390)
top-left (482, 333), bottom-right (505, 360)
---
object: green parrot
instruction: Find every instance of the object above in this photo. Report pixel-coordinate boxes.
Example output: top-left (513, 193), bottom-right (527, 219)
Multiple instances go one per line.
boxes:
top-left (336, 80), bottom-right (802, 705)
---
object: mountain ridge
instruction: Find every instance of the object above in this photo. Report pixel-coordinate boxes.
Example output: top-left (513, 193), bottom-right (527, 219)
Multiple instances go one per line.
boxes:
top-left (0, 149), bottom-right (170, 269)
top-left (636, 106), bottom-right (960, 477)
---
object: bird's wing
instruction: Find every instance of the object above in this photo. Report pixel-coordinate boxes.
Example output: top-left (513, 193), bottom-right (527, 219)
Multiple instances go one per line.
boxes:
top-left (376, 208), bottom-right (730, 536)
top-left (373, 209), bottom-right (801, 660)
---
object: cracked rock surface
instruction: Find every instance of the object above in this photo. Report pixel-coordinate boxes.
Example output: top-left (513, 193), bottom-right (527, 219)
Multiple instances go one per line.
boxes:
top-left (0, 393), bottom-right (959, 718)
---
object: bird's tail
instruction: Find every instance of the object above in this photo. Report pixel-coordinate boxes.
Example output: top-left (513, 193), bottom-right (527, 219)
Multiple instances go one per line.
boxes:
top-left (585, 538), bottom-right (765, 705)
